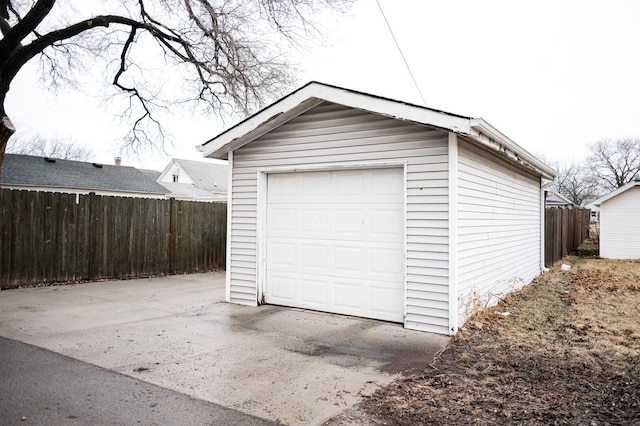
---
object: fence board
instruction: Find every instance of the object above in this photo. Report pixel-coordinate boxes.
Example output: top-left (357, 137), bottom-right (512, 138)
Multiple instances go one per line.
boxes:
top-left (0, 189), bottom-right (227, 289)
top-left (544, 207), bottom-right (590, 267)
top-left (0, 190), bottom-right (8, 285)
top-left (77, 194), bottom-right (90, 280)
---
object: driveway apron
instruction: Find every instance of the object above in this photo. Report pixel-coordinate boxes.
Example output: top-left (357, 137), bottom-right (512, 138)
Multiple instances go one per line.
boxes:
top-left (0, 272), bottom-right (449, 425)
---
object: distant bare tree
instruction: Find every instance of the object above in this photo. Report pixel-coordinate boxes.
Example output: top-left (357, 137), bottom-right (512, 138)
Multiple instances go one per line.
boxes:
top-left (588, 138), bottom-right (640, 191)
top-left (7, 134), bottom-right (93, 161)
top-left (554, 162), bottom-right (599, 206)
top-left (535, 154), bottom-right (599, 206)
top-left (0, 0), bottom-right (352, 180)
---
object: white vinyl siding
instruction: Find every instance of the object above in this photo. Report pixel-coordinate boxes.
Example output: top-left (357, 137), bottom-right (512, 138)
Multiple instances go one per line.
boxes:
top-left (456, 140), bottom-right (541, 325)
top-left (599, 186), bottom-right (640, 259)
top-left (229, 102), bottom-right (450, 333)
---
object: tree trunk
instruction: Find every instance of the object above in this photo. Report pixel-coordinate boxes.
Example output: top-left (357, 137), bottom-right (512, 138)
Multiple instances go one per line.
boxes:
top-left (0, 113), bottom-right (16, 182)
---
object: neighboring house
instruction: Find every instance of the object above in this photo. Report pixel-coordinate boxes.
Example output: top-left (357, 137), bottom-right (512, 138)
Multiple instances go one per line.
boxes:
top-left (584, 203), bottom-right (600, 222)
top-left (1, 154), bottom-right (167, 198)
top-left (592, 178), bottom-right (640, 259)
top-left (199, 82), bottom-right (556, 335)
top-left (545, 190), bottom-right (575, 209)
top-left (157, 158), bottom-right (228, 202)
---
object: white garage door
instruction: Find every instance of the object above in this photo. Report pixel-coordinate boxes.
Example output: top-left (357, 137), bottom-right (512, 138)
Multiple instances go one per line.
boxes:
top-left (265, 168), bottom-right (404, 322)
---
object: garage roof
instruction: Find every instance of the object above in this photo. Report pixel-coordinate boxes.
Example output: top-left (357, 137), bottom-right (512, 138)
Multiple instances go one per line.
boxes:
top-left (592, 178), bottom-right (640, 205)
top-left (199, 81), bottom-right (556, 179)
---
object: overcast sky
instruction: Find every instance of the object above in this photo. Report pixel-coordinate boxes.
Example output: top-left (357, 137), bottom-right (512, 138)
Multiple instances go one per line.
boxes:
top-left (6, 0), bottom-right (640, 170)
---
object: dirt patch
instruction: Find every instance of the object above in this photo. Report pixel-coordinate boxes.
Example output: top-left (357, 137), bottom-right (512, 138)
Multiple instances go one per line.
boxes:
top-left (325, 256), bottom-right (640, 425)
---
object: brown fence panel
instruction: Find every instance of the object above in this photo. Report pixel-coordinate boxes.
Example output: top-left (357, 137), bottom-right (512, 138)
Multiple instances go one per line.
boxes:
top-left (544, 207), bottom-right (591, 267)
top-left (168, 200), bottom-right (226, 275)
top-left (0, 189), bottom-right (227, 289)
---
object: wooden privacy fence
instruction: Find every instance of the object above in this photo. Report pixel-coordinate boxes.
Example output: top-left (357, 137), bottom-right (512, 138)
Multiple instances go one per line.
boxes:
top-left (545, 207), bottom-right (590, 268)
top-left (0, 189), bottom-right (226, 289)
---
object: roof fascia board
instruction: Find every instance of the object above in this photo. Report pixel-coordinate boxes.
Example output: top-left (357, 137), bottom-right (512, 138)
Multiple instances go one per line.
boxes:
top-left (314, 84), bottom-right (472, 134)
top-left (468, 118), bottom-right (557, 179)
top-left (592, 180), bottom-right (640, 205)
top-left (201, 95), bottom-right (325, 158)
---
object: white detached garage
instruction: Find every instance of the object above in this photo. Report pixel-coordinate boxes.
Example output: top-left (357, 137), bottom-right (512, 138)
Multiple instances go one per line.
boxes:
top-left (593, 179), bottom-right (640, 259)
top-left (199, 82), bottom-right (556, 335)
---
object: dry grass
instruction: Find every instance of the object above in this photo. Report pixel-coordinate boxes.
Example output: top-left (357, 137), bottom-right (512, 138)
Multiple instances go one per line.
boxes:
top-left (328, 255), bottom-right (640, 425)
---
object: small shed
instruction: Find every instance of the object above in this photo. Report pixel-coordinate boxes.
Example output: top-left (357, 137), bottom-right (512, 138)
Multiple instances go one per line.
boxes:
top-left (592, 178), bottom-right (640, 259)
top-left (545, 190), bottom-right (576, 209)
top-left (199, 82), bottom-right (556, 335)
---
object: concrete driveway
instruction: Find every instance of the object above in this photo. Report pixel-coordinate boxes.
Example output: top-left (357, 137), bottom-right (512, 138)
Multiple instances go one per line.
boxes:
top-left (0, 272), bottom-right (449, 425)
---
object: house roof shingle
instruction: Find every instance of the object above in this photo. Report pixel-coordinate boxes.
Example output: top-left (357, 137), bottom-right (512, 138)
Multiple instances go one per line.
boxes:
top-left (139, 168), bottom-right (162, 181)
top-left (1, 154), bottom-right (168, 195)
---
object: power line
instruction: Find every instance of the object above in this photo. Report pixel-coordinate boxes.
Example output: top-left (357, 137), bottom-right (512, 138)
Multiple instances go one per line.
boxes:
top-left (375, 0), bottom-right (427, 106)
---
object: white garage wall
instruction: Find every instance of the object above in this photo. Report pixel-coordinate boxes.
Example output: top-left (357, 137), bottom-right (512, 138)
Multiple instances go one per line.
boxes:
top-left (229, 101), bottom-right (451, 333)
top-left (456, 140), bottom-right (541, 326)
top-left (600, 186), bottom-right (640, 259)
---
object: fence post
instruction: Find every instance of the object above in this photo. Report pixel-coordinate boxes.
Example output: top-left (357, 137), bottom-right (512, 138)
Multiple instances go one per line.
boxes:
top-left (87, 192), bottom-right (98, 281)
top-left (169, 197), bottom-right (176, 274)
top-left (0, 189), bottom-right (9, 289)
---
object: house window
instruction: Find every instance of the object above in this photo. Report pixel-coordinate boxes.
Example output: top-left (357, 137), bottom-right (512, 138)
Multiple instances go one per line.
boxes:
top-left (172, 173), bottom-right (179, 182)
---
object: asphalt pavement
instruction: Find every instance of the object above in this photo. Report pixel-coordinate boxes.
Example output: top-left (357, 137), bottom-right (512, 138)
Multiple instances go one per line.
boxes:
top-left (0, 336), bottom-right (276, 425)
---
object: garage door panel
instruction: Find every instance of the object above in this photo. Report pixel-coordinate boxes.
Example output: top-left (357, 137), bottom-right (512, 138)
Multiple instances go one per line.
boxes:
top-left (335, 171), bottom-right (365, 196)
top-left (300, 244), bottom-right (327, 271)
top-left (334, 209), bottom-right (365, 234)
top-left (370, 285), bottom-right (404, 315)
top-left (268, 173), bottom-right (297, 201)
top-left (371, 209), bottom-right (404, 237)
top-left (300, 278), bottom-right (327, 305)
top-left (266, 168), bottom-right (404, 323)
top-left (267, 272), bottom-right (404, 322)
top-left (269, 239), bottom-right (401, 278)
top-left (267, 207), bottom-right (296, 233)
top-left (302, 172), bottom-right (331, 194)
top-left (334, 246), bottom-right (363, 273)
top-left (301, 208), bottom-right (328, 233)
top-left (371, 246), bottom-right (404, 275)
top-left (269, 242), bottom-right (296, 268)
top-left (269, 274), bottom-right (295, 301)
top-left (334, 282), bottom-right (363, 310)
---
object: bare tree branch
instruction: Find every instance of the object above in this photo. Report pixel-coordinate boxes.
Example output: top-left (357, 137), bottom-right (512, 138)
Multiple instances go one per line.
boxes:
top-left (0, 0), bottom-right (353, 179)
top-left (588, 138), bottom-right (640, 191)
top-left (0, 0), bottom-right (54, 56)
top-left (554, 162), bottom-right (600, 206)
